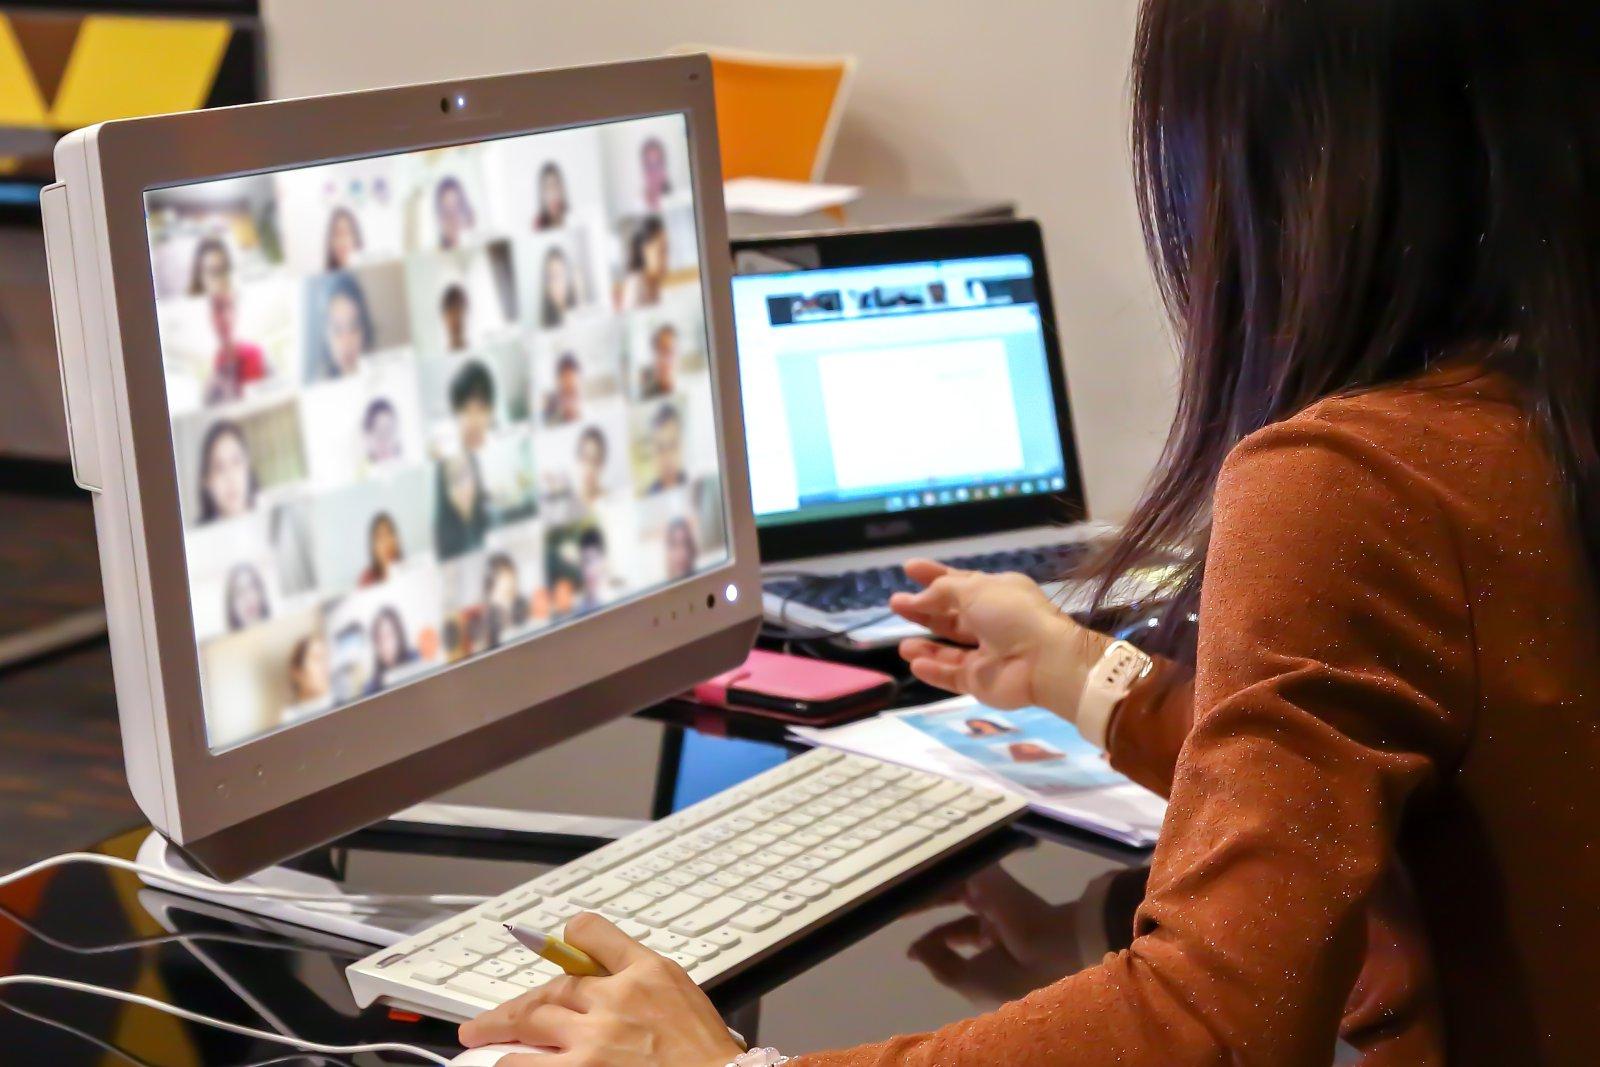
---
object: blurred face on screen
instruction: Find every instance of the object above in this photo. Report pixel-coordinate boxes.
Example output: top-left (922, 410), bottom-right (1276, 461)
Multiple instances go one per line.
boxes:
top-left (365, 406), bottom-right (401, 464)
top-left (373, 611), bottom-right (405, 669)
top-left (651, 325), bottom-right (679, 392)
top-left (577, 429), bottom-right (606, 501)
top-left (442, 288), bottom-right (470, 352)
top-left (327, 209), bottom-right (361, 269)
top-left (226, 565), bottom-right (269, 629)
top-left (445, 455), bottom-right (480, 518)
top-left (641, 138), bottom-right (669, 210)
top-left (436, 179), bottom-right (472, 250)
top-left (580, 541), bottom-right (608, 600)
top-left (538, 165), bottom-right (568, 229)
top-left (666, 518), bottom-right (695, 580)
top-left (547, 251), bottom-right (579, 310)
top-left (555, 359), bottom-right (582, 419)
top-left (290, 634), bottom-right (330, 703)
top-left (652, 411), bottom-right (684, 489)
top-left (371, 516), bottom-right (401, 570)
top-left (457, 399), bottom-right (491, 453)
top-left (326, 290), bottom-right (367, 374)
top-left (193, 241), bottom-right (231, 298)
top-left (203, 430), bottom-right (252, 519)
top-left (210, 290), bottom-right (238, 346)
top-left (487, 561), bottom-right (518, 610)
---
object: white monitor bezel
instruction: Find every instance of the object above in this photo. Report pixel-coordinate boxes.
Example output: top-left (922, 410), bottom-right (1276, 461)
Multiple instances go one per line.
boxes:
top-left (58, 56), bottom-right (760, 874)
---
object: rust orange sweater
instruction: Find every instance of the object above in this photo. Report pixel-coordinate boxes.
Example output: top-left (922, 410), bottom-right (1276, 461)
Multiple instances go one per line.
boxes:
top-left (797, 366), bottom-right (1600, 1065)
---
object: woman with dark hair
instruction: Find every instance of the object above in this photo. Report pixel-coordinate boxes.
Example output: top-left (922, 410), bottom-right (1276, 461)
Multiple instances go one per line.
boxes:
top-left (460, 2), bottom-right (1600, 1064)
top-left (617, 215), bottom-right (668, 309)
top-left (324, 206), bottom-right (364, 270)
top-left (534, 161), bottom-right (570, 231)
top-left (318, 271), bottom-right (376, 378)
top-left (223, 562), bottom-right (270, 631)
top-left (434, 453), bottom-right (488, 560)
top-left (197, 419), bottom-right (256, 523)
top-left (539, 245), bottom-right (581, 328)
top-left (358, 511), bottom-right (404, 587)
top-left (366, 606), bottom-right (415, 694)
top-left (188, 236), bottom-right (232, 297)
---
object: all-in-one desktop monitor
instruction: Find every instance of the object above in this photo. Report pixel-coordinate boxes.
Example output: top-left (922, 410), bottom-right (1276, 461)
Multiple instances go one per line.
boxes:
top-left (42, 56), bottom-right (761, 881)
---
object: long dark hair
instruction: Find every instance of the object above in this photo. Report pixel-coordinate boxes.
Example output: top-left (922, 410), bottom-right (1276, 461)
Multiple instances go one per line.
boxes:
top-left (1092, 0), bottom-right (1600, 659)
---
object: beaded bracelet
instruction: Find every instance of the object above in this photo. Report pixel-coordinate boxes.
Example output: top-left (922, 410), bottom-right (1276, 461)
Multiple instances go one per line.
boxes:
top-left (727, 1048), bottom-right (790, 1067)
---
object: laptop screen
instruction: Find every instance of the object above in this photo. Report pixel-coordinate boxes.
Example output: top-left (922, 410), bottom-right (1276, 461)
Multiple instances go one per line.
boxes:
top-left (731, 253), bottom-right (1069, 529)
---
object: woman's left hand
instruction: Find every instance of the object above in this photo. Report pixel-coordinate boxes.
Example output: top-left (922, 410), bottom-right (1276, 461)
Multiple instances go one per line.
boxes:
top-left (458, 912), bottom-right (745, 1067)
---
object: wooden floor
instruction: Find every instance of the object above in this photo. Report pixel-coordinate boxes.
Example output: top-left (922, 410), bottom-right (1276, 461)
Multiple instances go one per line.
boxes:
top-left (0, 491), bottom-right (138, 868)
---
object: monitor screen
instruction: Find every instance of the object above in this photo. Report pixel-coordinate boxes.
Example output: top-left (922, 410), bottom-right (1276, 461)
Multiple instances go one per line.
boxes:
top-left (732, 254), bottom-right (1069, 528)
top-left (143, 114), bottom-right (729, 751)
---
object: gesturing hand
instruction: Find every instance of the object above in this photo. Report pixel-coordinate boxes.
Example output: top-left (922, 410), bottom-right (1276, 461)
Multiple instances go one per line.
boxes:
top-left (459, 912), bottom-right (744, 1067)
top-left (890, 559), bottom-right (1110, 716)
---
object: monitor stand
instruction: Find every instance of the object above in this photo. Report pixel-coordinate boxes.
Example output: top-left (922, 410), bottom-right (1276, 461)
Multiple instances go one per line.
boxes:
top-left (135, 803), bottom-right (650, 945)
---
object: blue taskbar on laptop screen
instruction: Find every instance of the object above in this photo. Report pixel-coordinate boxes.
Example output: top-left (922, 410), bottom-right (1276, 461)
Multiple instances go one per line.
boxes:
top-left (732, 254), bottom-right (1069, 529)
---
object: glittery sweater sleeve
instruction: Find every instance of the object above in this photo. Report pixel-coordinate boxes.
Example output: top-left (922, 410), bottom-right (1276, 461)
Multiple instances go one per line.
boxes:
top-left (792, 407), bottom-right (1478, 1067)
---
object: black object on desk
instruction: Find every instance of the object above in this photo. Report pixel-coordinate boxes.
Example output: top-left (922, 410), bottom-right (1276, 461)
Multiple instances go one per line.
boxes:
top-left (0, 705), bottom-right (1143, 1064)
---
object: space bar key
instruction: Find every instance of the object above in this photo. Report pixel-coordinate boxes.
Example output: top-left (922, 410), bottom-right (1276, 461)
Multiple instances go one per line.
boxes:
top-left (811, 827), bottom-right (934, 887)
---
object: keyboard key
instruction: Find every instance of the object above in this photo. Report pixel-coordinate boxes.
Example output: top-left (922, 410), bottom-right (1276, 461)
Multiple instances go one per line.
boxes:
top-left (731, 886), bottom-right (767, 904)
top-left (545, 900), bottom-right (581, 920)
top-left (730, 906), bottom-right (781, 932)
top-left (617, 919), bottom-right (650, 940)
top-left (752, 875), bottom-right (790, 894)
top-left (790, 878), bottom-right (830, 900)
top-left (731, 861), bottom-right (767, 879)
top-left (534, 866), bottom-right (594, 895)
top-left (601, 892), bottom-right (656, 917)
top-left (680, 938), bottom-right (720, 961)
top-left (430, 945), bottom-right (483, 969)
top-left (410, 960), bottom-right (458, 985)
top-left (638, 880), bottom-right (677, 899)
top-left (482, 890), bottom-right (543, 922)
top-left (814, 827), bottom-right (933, 886)
top-left (709, 871), bottom-right (746, 890)
top-left (660, 870), bottom-right (698, 888)
top-left (474, 958), bottom-right (517, 978)
top-left (637, 894), bottom-right (703, 926)
top-left (502, 947), bottom-right (536, 967)
top-left (448, 972), bottom-right (522, 1006)
top-left (645, 930), bottom-right (687, 952)
top-left (569, 877), bottom-right (632, 909)
top-left (507, 969), bottom-right (550, 990)
top-left (665, 951), bottom-right (700, 970)
top-left (767, 892), bottom-right (807, 914)
top-left (669, 898), bottom-right (747, 937)
top-left (705, 928), bottom-right (742, 949)
top-left (686, 882), bottom-right (723, 900)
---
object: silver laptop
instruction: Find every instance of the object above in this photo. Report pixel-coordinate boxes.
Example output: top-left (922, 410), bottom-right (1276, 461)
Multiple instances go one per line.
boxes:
top-left (731, 220), bottom-right (1140, 648)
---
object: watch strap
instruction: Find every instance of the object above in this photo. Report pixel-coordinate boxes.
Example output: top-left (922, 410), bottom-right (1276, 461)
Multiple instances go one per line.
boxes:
top-left (1076, 640), bottom-right (1153, 751)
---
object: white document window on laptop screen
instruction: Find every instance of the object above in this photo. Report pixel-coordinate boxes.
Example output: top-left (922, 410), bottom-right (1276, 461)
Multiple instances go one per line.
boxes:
top-left (816, 339), bottom-right (1026, 492)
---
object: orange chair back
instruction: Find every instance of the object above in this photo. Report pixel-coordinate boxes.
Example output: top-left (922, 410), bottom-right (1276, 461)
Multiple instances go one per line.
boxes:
top-left (699, 49), bottom-right (855, 183)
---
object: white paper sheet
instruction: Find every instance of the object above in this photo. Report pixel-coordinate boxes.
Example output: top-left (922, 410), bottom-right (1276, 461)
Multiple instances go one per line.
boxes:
top-left (723, 177), bottom-right (862, 216)
top-left (791, 696), bottom-right (1166, 848)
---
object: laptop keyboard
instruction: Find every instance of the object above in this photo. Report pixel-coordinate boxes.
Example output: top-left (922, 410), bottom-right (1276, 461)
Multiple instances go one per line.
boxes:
top-left (764, 542), bottom-right (1091, 614)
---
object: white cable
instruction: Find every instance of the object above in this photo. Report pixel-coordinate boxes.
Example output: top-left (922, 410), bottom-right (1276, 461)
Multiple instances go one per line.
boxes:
top-left (0, 852), bottom-right (488, 907)
top-left (0, 975), bottom-right (452, 1064)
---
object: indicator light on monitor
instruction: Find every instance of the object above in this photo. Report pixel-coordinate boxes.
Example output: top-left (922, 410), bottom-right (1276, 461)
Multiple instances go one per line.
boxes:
top-left (726, 583), bottom-right (740, 603)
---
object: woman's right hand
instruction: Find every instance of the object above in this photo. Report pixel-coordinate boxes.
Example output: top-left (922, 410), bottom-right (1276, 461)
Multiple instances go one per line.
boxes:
top-left (889, 559), bottom-right (1112, 718)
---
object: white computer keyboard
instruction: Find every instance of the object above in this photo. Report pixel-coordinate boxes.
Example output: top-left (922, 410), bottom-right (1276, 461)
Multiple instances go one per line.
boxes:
top-left (347, 748), bottom-right (1026, 1021)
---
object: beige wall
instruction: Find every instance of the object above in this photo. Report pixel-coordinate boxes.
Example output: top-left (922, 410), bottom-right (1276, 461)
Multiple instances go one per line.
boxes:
top-left (262, 0), bottom-right (1174, 519)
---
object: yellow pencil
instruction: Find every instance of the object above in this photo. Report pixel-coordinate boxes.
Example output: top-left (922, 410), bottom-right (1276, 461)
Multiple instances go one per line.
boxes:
top-left (503, 922), bottom-right (608, 977)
